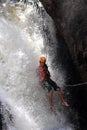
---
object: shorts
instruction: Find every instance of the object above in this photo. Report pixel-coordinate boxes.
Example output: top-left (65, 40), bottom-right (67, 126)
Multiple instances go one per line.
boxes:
top-left (43, 78), bottom-right (60, 92)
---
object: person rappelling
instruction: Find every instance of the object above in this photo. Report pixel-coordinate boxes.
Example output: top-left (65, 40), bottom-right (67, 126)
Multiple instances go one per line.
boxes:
top-left (37, 56), bottom-right (69, 112)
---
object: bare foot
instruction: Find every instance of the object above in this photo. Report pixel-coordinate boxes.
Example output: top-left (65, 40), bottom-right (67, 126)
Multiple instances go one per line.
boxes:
top-left (50, 106), bottom-right (56, 112)
top-left (62, 101), bottom-right (69, 107)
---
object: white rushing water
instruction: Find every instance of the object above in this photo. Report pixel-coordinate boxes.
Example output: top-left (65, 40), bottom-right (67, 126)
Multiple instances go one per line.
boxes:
top-left (0, 1), bottom-right (73, 130)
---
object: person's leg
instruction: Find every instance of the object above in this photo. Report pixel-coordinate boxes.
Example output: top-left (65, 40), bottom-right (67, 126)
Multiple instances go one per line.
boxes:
top-left (57, 88), bottom-right (69, 106)
top-left (47, 90), bottom-right (55, 111)
top-left (43, 81), bottom-right (55, 111)
top-left (47, 78), bottom-right (69, 106)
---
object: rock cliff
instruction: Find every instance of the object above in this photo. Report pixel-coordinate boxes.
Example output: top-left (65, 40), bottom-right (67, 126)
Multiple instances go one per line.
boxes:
top-left (39, 0), bottom-right (87, 130)
top-left (40, 0), bottom-right (87, 82)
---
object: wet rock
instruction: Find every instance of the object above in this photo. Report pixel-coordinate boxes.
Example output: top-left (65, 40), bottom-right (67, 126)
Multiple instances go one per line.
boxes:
top-left (39, 0), bottom-right (87, 130)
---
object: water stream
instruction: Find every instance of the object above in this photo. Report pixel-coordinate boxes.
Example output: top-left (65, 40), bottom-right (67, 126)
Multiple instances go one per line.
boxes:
top-left (0, 1), bottom-right (74, 130)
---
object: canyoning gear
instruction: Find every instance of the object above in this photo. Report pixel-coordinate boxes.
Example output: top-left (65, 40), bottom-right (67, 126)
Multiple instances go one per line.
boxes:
top-left (39, 56), bottom-right (46, 63)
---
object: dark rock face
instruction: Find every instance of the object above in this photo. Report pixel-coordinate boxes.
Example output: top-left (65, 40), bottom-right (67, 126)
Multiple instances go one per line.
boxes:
top-left (39, 0), bottom-right (87, 130)
top-left (40, 0), bottom-right (87, 81)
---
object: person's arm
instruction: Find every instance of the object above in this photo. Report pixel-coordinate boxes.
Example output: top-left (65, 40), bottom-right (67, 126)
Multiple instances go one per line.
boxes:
top-left (44, 64), bottom-right (51, 77)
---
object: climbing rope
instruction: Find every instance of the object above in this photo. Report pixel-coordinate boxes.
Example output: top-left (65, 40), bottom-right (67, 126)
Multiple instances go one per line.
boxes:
top-left (64, 81), bottom-right (87, 87)
top-left (44, 45), bottom-right (48, 63)
top-left (44, 44), bottom-right (87, 87)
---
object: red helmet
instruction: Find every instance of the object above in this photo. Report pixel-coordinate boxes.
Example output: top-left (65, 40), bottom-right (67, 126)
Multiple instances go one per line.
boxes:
top-left (39, 56), bottom-right (46, 63)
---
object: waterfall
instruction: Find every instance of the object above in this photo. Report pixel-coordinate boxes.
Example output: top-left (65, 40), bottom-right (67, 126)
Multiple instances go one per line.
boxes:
top-left (0, 1), bottom-right (74, 130)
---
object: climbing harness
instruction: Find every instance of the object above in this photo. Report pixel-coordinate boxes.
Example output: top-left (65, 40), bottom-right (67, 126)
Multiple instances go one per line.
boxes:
top-left (45, 45), bottom-right (47, 62)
